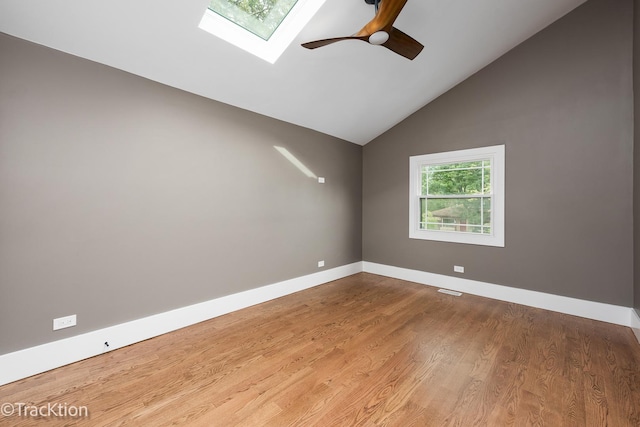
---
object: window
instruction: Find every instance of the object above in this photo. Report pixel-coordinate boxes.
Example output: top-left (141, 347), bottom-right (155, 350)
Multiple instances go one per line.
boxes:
top-left (409, 145), bottom-right (505, 247)
top-left (199, 0), bottom-right (325, 63)
top-left (208, 0), bottom-right (299, 41)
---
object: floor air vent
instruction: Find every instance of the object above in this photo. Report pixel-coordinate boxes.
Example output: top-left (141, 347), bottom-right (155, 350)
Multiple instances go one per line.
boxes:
top-left (438, 289), bottom-right (462, 297)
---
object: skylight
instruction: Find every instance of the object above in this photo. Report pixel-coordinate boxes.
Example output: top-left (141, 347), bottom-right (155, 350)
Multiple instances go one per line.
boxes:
top-left (209, 0), bottom-right (298, 41)
top-left (199, 0), bottom-right (325, 63)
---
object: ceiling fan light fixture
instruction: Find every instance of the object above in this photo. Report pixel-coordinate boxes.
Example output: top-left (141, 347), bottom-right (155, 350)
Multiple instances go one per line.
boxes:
top-left (368, 31), bottom-right (389, 45)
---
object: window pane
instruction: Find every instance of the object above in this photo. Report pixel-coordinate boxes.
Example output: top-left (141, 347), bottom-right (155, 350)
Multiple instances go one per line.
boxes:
top-left (421, 160), bottom-right (490, 196)
top-left (209, 0), bottom-right (299, 40)
top-left (482, 163), bottom-right (490, 194)
top-left (419, 197), bottom-right (491, 234)
top-left (482, 197), bottom-right (491, 234)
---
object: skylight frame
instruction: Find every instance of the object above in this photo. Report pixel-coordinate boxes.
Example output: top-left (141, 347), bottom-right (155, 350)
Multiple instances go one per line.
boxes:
top-left (198, 0), bottom-right (326, 64)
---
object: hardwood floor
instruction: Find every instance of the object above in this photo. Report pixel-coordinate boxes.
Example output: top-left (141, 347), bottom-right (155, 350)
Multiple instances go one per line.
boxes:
top-left (1, 273), bottom-right (639, 426)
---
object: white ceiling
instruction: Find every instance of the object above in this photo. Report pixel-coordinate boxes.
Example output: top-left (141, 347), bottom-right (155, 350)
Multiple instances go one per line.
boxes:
top-left (0, 0), bottom-right (586, 145)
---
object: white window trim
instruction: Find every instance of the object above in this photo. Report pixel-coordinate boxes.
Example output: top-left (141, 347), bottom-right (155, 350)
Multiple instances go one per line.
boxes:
top-left (409, 145), bottom-right (505, 247)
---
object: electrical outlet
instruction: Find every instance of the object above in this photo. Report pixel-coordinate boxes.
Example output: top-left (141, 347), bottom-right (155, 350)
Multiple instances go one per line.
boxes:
top-left (53, 314), bottom-right (77, 331)
top-left (318, 260), bottom-right (325, 268)
top-left (454, 265), bottom-right (464, 273)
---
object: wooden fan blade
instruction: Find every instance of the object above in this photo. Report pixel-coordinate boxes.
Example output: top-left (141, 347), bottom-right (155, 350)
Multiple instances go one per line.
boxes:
top-left (356, 0), bottom-right (409, 36)
top-left (301, 0), bottom-right (422, 58)
top-left (382, 26), bottom-right (423, 60)
top-left (302, 36), bottom-right (367, 50)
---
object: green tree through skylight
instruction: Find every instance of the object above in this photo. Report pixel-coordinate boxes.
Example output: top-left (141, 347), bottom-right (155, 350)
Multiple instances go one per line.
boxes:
top-left (227, 0), bottom-right (278, 21)
top-left (209, 0), bottom-right (299, 40)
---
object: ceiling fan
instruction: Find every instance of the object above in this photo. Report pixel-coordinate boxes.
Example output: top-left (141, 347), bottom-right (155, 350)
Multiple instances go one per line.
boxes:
top-left (301, 0), bottom-right (423, 60)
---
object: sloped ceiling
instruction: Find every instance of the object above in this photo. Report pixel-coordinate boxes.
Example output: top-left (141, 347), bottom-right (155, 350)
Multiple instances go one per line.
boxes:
top-left (0, 0), bottom-right (586, 145)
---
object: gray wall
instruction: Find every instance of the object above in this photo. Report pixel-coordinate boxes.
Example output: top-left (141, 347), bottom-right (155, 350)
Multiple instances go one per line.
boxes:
top-left (635, 0), bottom-right (640, 316)
top-left (0, 34), bottom-right (362, 354)
top-left (363, 0), bottom-right (634, 306)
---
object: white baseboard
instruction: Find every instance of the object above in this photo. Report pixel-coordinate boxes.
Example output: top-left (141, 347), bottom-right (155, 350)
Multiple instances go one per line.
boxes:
top-left (0, 262), bottom-right (362, 387)
top-left (363, 262), bottom-right (636, 328)
top-left (632, 310), bottom-right (640, 345)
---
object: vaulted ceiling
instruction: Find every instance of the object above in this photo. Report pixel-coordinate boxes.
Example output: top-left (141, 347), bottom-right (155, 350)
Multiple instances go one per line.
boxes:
top-left (0, 0), bottom-right (586, 144)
